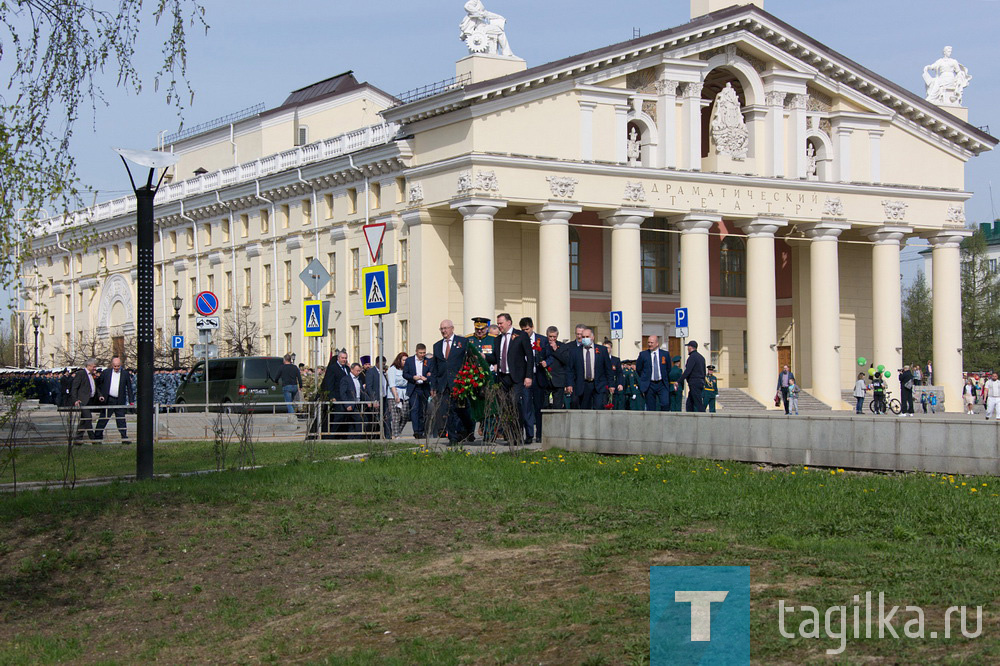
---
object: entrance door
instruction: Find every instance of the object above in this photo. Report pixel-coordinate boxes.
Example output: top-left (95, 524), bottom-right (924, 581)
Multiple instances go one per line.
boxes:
top-left (777, 346), bottom-right (791, 372)
top-left (112, 336), bottom-right (125, 362)
top-left (668, 337), bottom-right (681, 361)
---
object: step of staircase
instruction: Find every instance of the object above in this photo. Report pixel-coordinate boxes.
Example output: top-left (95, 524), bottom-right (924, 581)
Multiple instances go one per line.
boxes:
top-left (794, 389), bottom-right (832, 412)
top-left (717, 388), bottom-right (766, 412)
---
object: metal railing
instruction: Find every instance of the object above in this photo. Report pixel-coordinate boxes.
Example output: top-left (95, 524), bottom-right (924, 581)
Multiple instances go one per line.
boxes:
top-left (394, 73), bottom-right (471, 106)
top-left (163, 103), bottom-right (266, 144)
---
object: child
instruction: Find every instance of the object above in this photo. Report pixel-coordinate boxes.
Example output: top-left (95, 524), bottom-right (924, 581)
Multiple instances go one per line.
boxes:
top-left (920, 391), bottom-right (928, 414)
top-left (788, 378), bottom-right (800, 415)
top-left (929, 392), bottom-right (938, 414)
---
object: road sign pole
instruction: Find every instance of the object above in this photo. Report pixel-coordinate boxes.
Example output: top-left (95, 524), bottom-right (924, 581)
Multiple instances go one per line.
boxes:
top-left (205, 334), bottom-right (210, 414)
top-left (379, 313), bottom-right (384, 442)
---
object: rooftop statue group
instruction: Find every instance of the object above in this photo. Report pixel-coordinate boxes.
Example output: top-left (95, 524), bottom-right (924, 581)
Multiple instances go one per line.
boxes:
top-left (923, 46), bottom-right (971, 106)
top-left (460, 0), bottom-right (515, 57)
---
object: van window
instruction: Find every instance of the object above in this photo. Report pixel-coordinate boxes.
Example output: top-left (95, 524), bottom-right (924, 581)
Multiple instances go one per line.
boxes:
top-left (244, 357), bottom-right (282, 382)
top-left (186, 363), bottom-right (205, 383)
top-left (208, 359), bottom-right (239, 381)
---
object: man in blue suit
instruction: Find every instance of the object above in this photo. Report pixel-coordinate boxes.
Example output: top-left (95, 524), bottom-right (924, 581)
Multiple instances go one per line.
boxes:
top-left (402, 343), bottom-right (432, 438)
top-left (431, 319), bottom-right (474, 444)
top-left (95, 356), bottom-right (135, 443)
top-left (634, 335), bottom-right (670, 411)
top-left (569, 327), bottom-right (610, 410)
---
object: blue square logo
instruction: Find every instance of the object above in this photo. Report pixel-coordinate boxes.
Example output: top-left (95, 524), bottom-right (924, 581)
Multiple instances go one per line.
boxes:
top-left (650, 567), bottom-right (750, 666)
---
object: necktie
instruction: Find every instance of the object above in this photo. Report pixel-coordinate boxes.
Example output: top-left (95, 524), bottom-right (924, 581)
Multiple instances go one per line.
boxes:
top-left (652, 352), bottom-right (659, 381)
top-left (501, 334), bottom-right (509, 373)
top-left (445, 339), bottom-right (451, 360)
top-left (585, 349), bottom-right (592, 381)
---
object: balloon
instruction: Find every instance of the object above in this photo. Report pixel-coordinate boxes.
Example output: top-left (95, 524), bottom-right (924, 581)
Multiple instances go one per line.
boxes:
top-left (857, 357), bottom-right (867, 366)
top-left (884, 371), bottom-right (892, 378)
top-left (877, 365), bottom-right (885, 372)
top-left (868, 368), bottom-right (875, 376)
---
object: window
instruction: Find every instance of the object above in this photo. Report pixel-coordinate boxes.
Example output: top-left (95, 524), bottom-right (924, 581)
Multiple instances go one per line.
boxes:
top-left (77, 290), bottom-right (82, 312)
top-left (62, 256), bottom-right (69, 276)
top-left (302, 199), bottom-right (312, 226)
top-left (398, 239), bottom-right (408, 285)
top-left (112, 245), bottom-right (120, 265)
top-left (208, 274), bottom-right (215, 293)
top-left (240, 214), bottom-right (249, 238)
top-left (125, 242), bottom-right (133, 262)
top-left (720, 237), bottom-right (746, 298)
top-left (351, 249), bottom-right (360, 291)
top-left (283, 260), bottom-right (292, 301)
top-left (224, 272), bottom-right (233, 309)
top-left (370, 183), bottom-right (381, 210)
top-left (263, 264), bottom-right (272, 304)
top-left (569, 227), bottom-right (580, 291)
top-left (172, 280), bottom-right (179, 299)
top-left (243, 268), bottom-right (252, 307)
top-left (395, 177), bottom-right (406, 204)
top-left (324, 193), bottom-right (334, 219)
top-left (169, 231), bottom-right (177, 252)
top-left (260, 209), bottom-right (270, 234)
top-left (154, 265), bottom-right (162, 286)
top-left (711, 330), bottom-right (722, 371)
top-left (202, 223), bottom-right (212, 246)
top-left (99, 247), bottom-right (107, 267)
top-left (742, 330), bottom-right (748, 374)
top-left (400, 320), bottom-right (409, 353)
top-left (64, 332), bottom-right (70, 350)
top-left (351, 325), bottom-right (360, 362)
top-left (641, 218), bottom-right (670, 294)
top-left (263, 335), bottom-right (271, 355)
top-left (190, 277), bottom-right (198, 305)
top-left (296, 125), bottom-right (308, 146)
top-left (280, 204), bottom-right (290, 229)
top-left (73, 253), bottom-right (82, 273)
top-left (186, 228), bottom-right (194, 249)
top-left (327, 252), bottom-right (336, 296)
top-left (222, 219), bottom-right (231, 242)
top-left (284, 332), bottom-right (292, 355)
top-left (347, 188), bottom-right (358, 215)
top-left (63, 295), bottom-right (69, 314)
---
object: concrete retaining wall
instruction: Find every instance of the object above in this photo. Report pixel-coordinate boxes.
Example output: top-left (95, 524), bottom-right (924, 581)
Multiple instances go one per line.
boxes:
top-left (541, 411), bottom-right (1000, 476)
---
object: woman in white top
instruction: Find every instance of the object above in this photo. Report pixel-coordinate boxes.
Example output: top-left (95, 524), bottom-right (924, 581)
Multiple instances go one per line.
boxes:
top-left (387, 352), bottom-right (409, 437)
top-left (853, 373), bottom-right (868, 415)
top-left (963, 378), bottom-right (977, 415)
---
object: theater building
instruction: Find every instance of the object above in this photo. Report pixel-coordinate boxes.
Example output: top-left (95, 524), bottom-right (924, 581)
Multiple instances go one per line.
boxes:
top-left (22, 0), bottom-right (995, 410)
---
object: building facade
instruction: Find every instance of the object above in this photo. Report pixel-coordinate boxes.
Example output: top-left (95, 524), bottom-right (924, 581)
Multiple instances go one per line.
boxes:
top-left (22, 1), bottom-right (996, 410)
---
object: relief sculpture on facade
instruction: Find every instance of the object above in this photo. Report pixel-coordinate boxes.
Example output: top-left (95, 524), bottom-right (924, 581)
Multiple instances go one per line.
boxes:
top-left (710, 83), bottom-right (749, 160)
top-left (546, 176), bottom-right (578, 200)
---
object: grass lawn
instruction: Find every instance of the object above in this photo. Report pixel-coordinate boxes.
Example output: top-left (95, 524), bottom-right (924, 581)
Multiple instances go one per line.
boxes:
top-left (0, 449), bottom-right (997, 664)
top-left (2, 439), bottom-right (414, 485)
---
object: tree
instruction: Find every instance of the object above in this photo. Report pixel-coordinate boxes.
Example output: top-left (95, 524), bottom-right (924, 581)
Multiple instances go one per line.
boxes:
top-left (960, 229), bottom-right (1000, 371)
top-left (222, 305), bottom-right (259, 357)
top-left (4, 1), bottom-right (207, 288)
top-left (902, 271), bottom-right (932, 367)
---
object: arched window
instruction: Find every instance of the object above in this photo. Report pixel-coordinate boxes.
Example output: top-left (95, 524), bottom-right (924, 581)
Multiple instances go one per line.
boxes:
top-left (720, 237), bottom-right (746, 297)
top-left (569, 226), bottom-right (580, 291)
top-left (641, 218), bottom-right (670, 294)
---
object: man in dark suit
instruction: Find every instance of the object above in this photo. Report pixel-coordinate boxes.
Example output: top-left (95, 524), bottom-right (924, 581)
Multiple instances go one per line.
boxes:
top-left (362, 357), bottom-right (392, 439)
top-left (603, 340), bottom-right (625, 409)
top-left (681, 340), bottom-right (707, 412)
top-left (70, 358), bottom-right (104, 444)
top-left (519, 317), bottom-right (546, 441)
top-left (540, 326), bottom-right (572, 410)
top-left (322, 350), bottom-right (352, 434)
top-left (94, 355), bottom-right (134, 443)
top-left (635, 335), bottom-right (670, 411)
top-left (338, 363), bottom-right (364, 436)
top-left (486, 313), bottom-right (534, 443)
top-left (569, 328), bottom-right (611, 410)
top-left (403, 343), bottom-right (432, 438)
top-left (431, 319), bottom-right (474, 444)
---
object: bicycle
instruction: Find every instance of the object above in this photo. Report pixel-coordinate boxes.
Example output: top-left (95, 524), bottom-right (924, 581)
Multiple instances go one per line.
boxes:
top-left (869, 389), bottom-right (901, 415)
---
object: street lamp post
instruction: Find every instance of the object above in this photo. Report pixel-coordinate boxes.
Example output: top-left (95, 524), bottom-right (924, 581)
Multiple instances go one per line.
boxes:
top-left (172, 296), bottom-right (183, 370)
top-left (31, 314), bottom-right (40, 368)
top-left (115, 147), bottom-right (179, 481)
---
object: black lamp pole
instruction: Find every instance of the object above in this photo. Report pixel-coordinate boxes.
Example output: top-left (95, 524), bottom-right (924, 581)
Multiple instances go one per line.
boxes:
top-left (31, 314), bottom-right (40, 367)
top-left (172, 296), bottom-right (182, 370)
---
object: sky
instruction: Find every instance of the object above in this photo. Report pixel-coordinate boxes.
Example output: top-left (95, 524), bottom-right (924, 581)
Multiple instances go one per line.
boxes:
top-left (45, 0), bottom-right (1000, 286)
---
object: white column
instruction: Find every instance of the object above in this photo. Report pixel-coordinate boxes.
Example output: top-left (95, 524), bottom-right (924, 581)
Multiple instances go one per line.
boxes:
top-left (401, 209), bottom-right (453, 344)
top-left (801, 221), bottom-right (850, 408)
top-left (765, 91), bottom-right (786, 178)
top-left (675, 214), bottom-right (719, 350)
top-left (869, 129), bottom-right (884, 184)
top-left (656, 78), bottom-right (679, 169)
top-left (834, 125), bottom-right (853, 183)
top-left (529, 203), bottom-right (581, 342)
top-left (737, 217), bottom-right (787, 405)
top-left (928, 230), bottom-right (972, 412)
top-left (579, 101), bottom-right (596, 161)
top-left (615, 104), bottom-right (630, 164)
top-left (681, 82), bottom-right (703, 170)
top-left (788, 94), bottom-right (808, 179)
top-left (451, 197), bottom-right (505, 333)
top-left (864, 225), bottom-right (911, 377)
top-left (601, 208), bottom-right (654, 357)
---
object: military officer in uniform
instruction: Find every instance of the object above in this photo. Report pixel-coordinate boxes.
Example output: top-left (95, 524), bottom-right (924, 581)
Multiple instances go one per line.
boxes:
top-left (466, 317), bottom-right (496, 440)
top-left (704, 365), bottom-right (719, 413)
top-left (668, 355), bottom-right (684, 412)
top-left (603, 340), bottom-right (625, 409)
top-left (623, 360), bottom-right (644, 410)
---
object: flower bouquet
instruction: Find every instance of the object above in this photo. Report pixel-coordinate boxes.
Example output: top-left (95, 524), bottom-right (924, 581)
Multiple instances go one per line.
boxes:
top-left (451, 343), bottom-right (492, 421)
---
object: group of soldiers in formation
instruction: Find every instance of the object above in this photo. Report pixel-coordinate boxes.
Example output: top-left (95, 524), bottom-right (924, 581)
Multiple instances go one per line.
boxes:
top-left (0, 367), bottom-right (192, 412)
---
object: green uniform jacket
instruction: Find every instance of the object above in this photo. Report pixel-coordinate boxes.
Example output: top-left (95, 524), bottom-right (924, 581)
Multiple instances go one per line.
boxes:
top-left (668, 366), bottom-right (684, 411)
top-left (703, 375), bottom-right (718, 396)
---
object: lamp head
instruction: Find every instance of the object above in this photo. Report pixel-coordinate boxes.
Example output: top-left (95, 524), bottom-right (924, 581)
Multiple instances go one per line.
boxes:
top-left (113, 148), bottom-right (179, 169)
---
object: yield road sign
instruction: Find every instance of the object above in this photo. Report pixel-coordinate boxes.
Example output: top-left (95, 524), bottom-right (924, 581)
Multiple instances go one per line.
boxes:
top-left (171, 335), bottom-right (184, 349)
top-left (195, 291), bottom-right (219, 316)
top-left (299, 258), bottom-right (331, 296)
top-left (195, 316), bottom-right (220, 330)
top-left (362, 265), bottom-right (391, 316)
top-left (674, 307), bottom-right (689, 330)
top-left (363, 223), bottom-right (387, 263)
top-left (304, 301), bottom-right (323, 337)
top-left (610, 310), bottom-right (623, 330)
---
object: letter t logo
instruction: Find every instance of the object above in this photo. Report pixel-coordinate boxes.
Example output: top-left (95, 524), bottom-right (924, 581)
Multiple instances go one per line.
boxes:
top-left (674, 591), bottom-right (729, 641)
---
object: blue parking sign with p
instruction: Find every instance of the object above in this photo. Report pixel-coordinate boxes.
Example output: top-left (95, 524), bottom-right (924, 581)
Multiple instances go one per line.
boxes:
top-left (675, 307), bottom-right (689, 329)
top-left (171, 335), bottom-right (184, 349)
top-left (610, 311), bottom-right (623, 330)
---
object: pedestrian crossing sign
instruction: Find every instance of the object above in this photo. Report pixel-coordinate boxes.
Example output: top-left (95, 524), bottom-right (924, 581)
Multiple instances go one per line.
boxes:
top-left (303, 301), bottom-right (323, 337)
top-left (362, 265), bottom-right (391, 316)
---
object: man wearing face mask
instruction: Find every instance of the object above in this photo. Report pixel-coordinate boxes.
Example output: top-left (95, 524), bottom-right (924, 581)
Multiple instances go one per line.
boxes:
top-left (569, 328), bottom-right (610, 410)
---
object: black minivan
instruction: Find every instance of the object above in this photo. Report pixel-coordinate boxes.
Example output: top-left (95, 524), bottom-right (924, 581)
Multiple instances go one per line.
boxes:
top-left (175, 356), bottom-right (284, 411)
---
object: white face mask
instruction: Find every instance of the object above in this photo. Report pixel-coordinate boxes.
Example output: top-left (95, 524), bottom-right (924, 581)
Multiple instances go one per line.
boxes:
top-left (582, 337), bottom-right (593, 348)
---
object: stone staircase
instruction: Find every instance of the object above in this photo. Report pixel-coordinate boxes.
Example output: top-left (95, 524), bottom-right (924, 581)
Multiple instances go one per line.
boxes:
top-left (717, 388), bottom-right (767, 412)
top-left (794, 389), bottom-right (833, 412)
